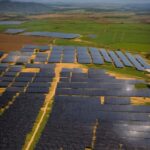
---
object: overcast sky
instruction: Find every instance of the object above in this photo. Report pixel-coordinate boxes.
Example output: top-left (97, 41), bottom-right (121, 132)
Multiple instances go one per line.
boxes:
top-left (12, 0), bottom-right (150, 3)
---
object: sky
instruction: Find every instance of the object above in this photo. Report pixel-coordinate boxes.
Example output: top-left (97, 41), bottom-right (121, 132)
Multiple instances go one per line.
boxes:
top-left (11, 0), bottom-right (150, 3)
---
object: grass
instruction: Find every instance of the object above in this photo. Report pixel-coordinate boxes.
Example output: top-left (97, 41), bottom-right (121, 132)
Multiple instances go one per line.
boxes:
top-left (0, 18), bottom-right (150, 53)
top-left (145, 102), bottom-right (150, 106)
top-left (135, 83), bottom-right (150, 89)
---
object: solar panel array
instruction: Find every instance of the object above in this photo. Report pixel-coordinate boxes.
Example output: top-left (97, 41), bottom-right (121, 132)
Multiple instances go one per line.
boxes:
top-left (5, 29), bottom-right (26, 34)
top-left (36, 68), bottom-right (150, 150)
top-left (1, 45), bottom-right (149, 72)
top-left (0, 63), bottom-right (55, 149)
top-left (23, 31), bottom-right (81, 39)
top-left (0, 50), bottom-right (150, 150)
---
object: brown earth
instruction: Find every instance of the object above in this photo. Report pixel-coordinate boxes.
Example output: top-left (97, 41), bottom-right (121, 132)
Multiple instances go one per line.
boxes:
top-left (0, 33), bottom-right (54, 53)
top-left (27, 12), bottom-right (150, 24)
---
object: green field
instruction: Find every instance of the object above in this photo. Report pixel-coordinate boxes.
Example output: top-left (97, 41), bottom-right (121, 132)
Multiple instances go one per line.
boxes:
top-left (0, 18), bottom-right (150, 53)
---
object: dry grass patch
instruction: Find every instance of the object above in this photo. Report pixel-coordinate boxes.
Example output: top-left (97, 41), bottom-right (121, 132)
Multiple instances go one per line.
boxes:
top-left (21, 68), bottom-right (40, 73)
top-left (0, 88), bottom-right (6, 94)
top-left (131, 97), bottom-right (150, 105)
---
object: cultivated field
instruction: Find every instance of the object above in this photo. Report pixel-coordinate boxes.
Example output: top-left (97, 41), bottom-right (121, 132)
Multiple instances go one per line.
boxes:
top-left (0, 13), bottom-right (150, 53)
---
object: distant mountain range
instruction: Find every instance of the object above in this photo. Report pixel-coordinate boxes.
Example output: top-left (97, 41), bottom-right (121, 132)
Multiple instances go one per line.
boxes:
top-left (0, 0), bottom-right (150, 15)
top-left (0, 1), bottom-right (52, 14)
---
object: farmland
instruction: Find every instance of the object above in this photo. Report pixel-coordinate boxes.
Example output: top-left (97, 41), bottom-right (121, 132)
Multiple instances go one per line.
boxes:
top-left (0, 16), bottom-right (150, 53)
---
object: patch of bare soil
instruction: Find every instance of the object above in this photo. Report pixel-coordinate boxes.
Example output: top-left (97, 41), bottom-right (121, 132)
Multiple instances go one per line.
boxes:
top-left (0, 33), bottom-right (53, 52)
top-left (131, 97), bottom-right (150, 105)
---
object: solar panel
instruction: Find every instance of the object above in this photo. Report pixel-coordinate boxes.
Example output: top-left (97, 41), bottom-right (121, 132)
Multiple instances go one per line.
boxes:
top-left (34, 58), bottom-right (47, 62)
top-left (8, 66), bottom-right (22, 72)
top-left (1, 55), bottom-right (18, 63)
top-left (62, 54), bottom-right (75, 63)
top-left (15, 77), bottom-right (33, 82)
top-left (48, 49), bottom-right (62, 63)
top-left (25, 64), bottom-right (55, 69)
top-left (0, 82), bottom-right (10, 87)
top-left (89, 47), bottom-right (104, 64)
top-left (33, 77), bottom-right (53, 82)
top-left (21, 52), bottom-right (33, 56)
top-left (23, 32), bottom-right (81, 39)
top-left (0, 21), bottom-right (23, 25)
top-left (6, 86), bottom-right (24, 92)
top-left (77, 46), bottom-right (87, 51)
top-left (52, 46), bottom-right (64, 51)
top-left (78, 58), bottom-right (91, 64)
top-left (108, 51), bottom-right (124, 68)
top-left (126, 53), bottom-right (145, 71)
top-left (28, 82), bottom-right (50, 87)
top-left (3, 72), bottom-right (17, 77)
top-left (36, 72), bottom-right (55, 77)
top-left (1, 76), bottom-right (15, 82)
top-left (18, 72), bottom-right (35, 77)
top-left (26, 87), bottom-right (49, 93)
top-left (135, 55), bottom-right (150, 69)
top-left (48, 57), bottom-right (61, 63)
top-left (16, 56), bottom-right (30, 63)
top-left (38, 46), bottom-right (49, 51)
top-left (104, 97), bottom-right (130, 105)
top-left (23, 44), bottom-right (37, 49)
top-left (63, 46), bottom-right (75, 51)
top-left (99, 49), bottom-right (112, 63)
top-left (5, 29), bottom-right (25, 34)
top-left (11, 82), bottom-right (28, 87)
top-left (116, 51), bottom-right (133, 67)
top-left (21, 48), bottom-right (35, 53)
top-left (77, 48), bottom-right (91, 64)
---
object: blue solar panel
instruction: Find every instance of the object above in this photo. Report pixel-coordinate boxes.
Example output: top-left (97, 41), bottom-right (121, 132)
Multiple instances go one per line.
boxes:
top-left (89, 47), bottom-right (104, 64)
top-left (77, 47), bottom-right (87, 51)
top-left (116, 51), bottom-right (133, 67)
top-left (48, 57), bottom-right (61, 63)
top-left (5, 29), bottom-right (25, 34)
top-left (63, 46), bottom-right (75, 51)
top-left (62, 49), bottom-right (75, 63)
top-left (135, 55), bottom-right (150, 69)
top-left (16, 56), bottom-right (30, 63)
top-left (78, 58), bottom-right (91, 64)
top-left (23, 32), bottom-right (80, 39)
top-left (0, 21), bottom-right (23, 25)
top-left (62, 56), bottom-right (75, 63)
top-left (21, 48), bottom-right (35, 53)
top-left (126, 53), bottom-right (145, 71)
top-left (108, 51), bottom-right (124, 68)
top-left (52, 46), bottom-right (64, 51)
top-left (77, 47), bottom-right (91, 64)
top-left (99, 49), bottom-right (112, 63)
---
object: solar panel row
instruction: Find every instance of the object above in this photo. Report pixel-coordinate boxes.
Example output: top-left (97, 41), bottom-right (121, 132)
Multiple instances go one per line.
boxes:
top-left (116, 51), bottom-right (133, 67)
top-left (100, 49), bottom-right (112, 63)
top-left (135, 55), bottom-right (150, 69)
top-left (89, 47), bottom-right (104, 64)
top-left (126, 53), bottom-right (145, 71)
top-left (108, 51), bottom-right (124, 68)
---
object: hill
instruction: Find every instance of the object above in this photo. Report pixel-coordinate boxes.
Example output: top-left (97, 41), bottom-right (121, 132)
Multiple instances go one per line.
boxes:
top-left (0, 1), bottom-right (52, 14)
top-left (0, 1), bottom-right (150, 15)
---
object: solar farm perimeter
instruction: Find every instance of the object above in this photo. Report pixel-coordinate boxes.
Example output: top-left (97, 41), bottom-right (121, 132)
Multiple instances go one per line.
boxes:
top-left (0, 44), bottom-right (150, 150)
